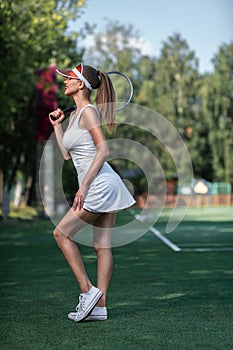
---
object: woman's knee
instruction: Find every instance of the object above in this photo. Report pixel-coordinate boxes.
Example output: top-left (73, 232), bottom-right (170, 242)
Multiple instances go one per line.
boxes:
top-left (94, 243), bottom-right (112, 255)
top-left (94, 243), bottom-right (101, 254)
top-left (53, 228), bottom-right (66, 244)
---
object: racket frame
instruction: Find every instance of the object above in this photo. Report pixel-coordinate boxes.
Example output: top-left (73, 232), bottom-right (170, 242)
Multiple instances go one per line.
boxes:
top-left (106, 71), bottom-right (134, 111)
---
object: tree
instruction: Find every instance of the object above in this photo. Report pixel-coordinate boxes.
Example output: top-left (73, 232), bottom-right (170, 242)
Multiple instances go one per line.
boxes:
top-left (135, 55), bottom-right (157, 107)
top-left (0, 0), bottom-right (86, 211)
top-left (152, 33), bottom-right (199, 128)
top-left (148, 33), bottom-right (214, 180)
top-left (83, 18), bottom-right (142, 73)
top-left (202, 42), bottom-right (233, 184)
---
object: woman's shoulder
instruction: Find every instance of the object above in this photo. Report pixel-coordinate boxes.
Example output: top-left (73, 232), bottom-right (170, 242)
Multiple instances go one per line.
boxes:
top-left (79, 104), bottom-right (101, 129)
top-left (81, 103), bottom-right (98, 113)
top-left (81, 104), bottom-right (101, 120)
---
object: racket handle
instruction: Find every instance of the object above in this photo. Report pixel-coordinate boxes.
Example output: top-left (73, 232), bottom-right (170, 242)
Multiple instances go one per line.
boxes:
top-left (63, 105), bottom-right (76, 114)
top-left (49, 105), bottom-right (76, 121)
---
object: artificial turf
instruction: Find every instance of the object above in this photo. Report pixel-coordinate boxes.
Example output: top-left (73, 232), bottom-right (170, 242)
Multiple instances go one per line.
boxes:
top-left (0, 207), bottom-right (233, 350)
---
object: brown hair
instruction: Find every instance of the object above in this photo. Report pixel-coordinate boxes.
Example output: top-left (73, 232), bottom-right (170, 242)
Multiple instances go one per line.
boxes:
top-left (83, 65), bottom-right (116, 132)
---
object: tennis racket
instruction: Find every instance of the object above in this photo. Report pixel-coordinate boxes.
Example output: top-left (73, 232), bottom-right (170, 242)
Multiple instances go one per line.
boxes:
top-left (107, 71), bottom-right (133, 111)
top-left (49, 71), bottom-right (133, 121)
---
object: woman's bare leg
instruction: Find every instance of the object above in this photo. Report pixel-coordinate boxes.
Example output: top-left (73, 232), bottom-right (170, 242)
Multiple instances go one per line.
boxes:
top-left (53, 208), bottom-right (100, 293)
top-left (92, 213), bottom-right (116, 306)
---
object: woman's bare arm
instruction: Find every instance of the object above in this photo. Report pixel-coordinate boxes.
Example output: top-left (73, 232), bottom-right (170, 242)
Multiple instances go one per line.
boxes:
top-left (72, 107), bottom-right (109, 210)
top-left (49, 108), bottom-right (71, 160)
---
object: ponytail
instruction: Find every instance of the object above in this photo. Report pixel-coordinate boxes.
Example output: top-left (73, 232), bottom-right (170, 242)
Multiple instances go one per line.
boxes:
top-left (83, 66), bottom-right (116, 132)
top-left (95, 71), bottom-right (116, 132)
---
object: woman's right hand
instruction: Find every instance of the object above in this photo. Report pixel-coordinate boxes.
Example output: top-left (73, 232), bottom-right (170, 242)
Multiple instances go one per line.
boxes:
top-left (49, 108), bottom-right (65, 126)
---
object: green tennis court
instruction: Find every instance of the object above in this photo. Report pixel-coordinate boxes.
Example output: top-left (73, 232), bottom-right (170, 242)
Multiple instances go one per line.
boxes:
top-left (1, 206), bottom-right (233, 349)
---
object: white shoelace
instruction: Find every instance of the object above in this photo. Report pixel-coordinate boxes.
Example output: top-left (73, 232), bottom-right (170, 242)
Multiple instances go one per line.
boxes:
top-left (77, 294), bottom-right (87, 312)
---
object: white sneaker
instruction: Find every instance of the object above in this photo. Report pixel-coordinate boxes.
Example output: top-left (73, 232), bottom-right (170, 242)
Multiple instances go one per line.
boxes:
top-left (68, 306), bottom-right (107, 321)
top-left (85, 306), bottom-right (107, 321)
top-left (69, 286), bottom-right (103, 322)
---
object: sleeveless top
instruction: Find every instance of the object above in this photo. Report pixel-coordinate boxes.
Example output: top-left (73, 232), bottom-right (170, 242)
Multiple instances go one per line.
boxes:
top-left (63, 104), bottom-right (135, 212)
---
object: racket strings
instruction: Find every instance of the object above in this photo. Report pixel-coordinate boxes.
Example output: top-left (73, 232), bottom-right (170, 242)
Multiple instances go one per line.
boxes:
top-left (108, 72), bottom-right (133, 111)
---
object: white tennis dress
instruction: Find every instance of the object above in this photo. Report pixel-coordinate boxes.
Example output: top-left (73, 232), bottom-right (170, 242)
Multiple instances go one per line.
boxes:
top-left (62, 104), bottom-right (135, 213)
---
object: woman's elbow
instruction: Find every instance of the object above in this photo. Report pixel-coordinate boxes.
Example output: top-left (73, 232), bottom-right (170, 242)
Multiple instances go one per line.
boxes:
top-left (97, 143), bottom-right (110, 159)
top-left (64, 153), bottom-right (71, 160)
top-left (105, 147), bottom-right (110, 158)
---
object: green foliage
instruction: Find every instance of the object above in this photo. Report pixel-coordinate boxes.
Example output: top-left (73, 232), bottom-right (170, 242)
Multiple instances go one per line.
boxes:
top-left (0, 0), bottom-right (85, 197)
top-left (0, 204), bottom-right (37, 220)
top-left (202, 43), bottom-right (233, 183)
top-left (84, 18), bottom-right (142, 73)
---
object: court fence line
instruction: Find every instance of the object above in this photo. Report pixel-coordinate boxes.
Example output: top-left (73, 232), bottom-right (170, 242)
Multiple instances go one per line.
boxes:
top-left (134, 193), bottom-right (233, 208)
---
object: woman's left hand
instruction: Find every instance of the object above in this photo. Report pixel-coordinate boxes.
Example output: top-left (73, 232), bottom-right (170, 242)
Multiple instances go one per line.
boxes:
top-left (72, 185), bottom-right (88, 211)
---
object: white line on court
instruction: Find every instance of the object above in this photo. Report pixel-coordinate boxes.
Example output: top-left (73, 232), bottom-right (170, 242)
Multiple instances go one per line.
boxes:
top-left (181, 247), bottom-right (233, 252)
top-left (180, 243), bottom-right (233, 247)
top-left (179, 242), bottom-right (233, 252)
top-left (149, 226), bottom-right (181, 252)
top-left (129, 210), bottom-right (233, 252)
top-left (129, 210), bottom-right (181, 252)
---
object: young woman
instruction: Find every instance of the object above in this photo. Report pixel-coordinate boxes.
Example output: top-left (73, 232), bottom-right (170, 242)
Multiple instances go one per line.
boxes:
top-left (49, 63), bottom-right (135, 322)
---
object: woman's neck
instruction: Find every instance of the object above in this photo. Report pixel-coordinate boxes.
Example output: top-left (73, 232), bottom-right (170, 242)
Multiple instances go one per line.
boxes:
top-left (73, 96), bottom-right (91, 110)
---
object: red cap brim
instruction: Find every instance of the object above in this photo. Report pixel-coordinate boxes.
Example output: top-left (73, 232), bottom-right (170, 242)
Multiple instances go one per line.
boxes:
top-left (56, 69), bottom-right (78, 78)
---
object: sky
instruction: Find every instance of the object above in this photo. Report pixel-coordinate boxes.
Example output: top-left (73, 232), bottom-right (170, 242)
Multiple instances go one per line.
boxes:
top-left (71, 0), bottom-right (233, 73)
